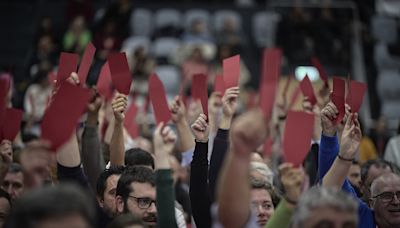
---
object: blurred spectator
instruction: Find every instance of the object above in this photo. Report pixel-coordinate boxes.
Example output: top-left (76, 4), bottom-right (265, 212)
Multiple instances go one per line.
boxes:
top-left (29, 35), bottom-right (58, 78)
top-left (35, 16), bottom-right (59, 45)
top-left (359, 121), bottom-right (379, 164)
top-left (1, 163), bottom-right (24, 201)
top-left (63, 16), bottom-right (92, 53)
top-left (100, 0), bottom-right (133, 39)
top-left (23, 71), bottom-right (53, 136)
top-left (0, 189), bottom-right (11, 228)
top-left (384, 123), bottom-right (400, 168)
top-left (347, 160), bottom-right (362, 197)
top-left (182, 19), bottom-right (213, 44)
top-left (216, 16), bottom-right (246, 49)
top-left (129, 46), bottom-right (156, 80)
top-left (181, 46), bottom-right (210, 85)
top-left (369, 116), bottom-right (392, 156)
top-left (93, 21), bottom-right (123, 54)
top-left (66, 0), bottom-right (94, 24)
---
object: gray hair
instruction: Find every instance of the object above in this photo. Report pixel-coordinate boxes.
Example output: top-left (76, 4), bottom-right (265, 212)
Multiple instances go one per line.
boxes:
top-left (249, 161), bottom-right (274, 185)
top-left (292, 187), bottom-right (358, 228)
top-left (371, 173), bottom-right (400, 197)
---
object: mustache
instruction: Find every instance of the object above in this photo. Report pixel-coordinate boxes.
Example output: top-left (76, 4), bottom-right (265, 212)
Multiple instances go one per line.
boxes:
top-left (143, 213), bottom-right (157, 222)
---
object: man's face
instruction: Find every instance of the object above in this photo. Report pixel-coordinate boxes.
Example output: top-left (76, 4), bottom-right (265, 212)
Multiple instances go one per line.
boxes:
top-left (362, 164), bottom-right (392, 199)
top-left (117, 182), bottom-right (157, 227)
top-left (99, 174), bottom-right (120, 217)
top-left (301, 206), bottom-right (357, 228)
top-left (371, 177), bottom-right (400, 227)
top-left (347, 164), bottom-right (361, 188)
top-left (250, 189), bottom-right (274, 227)
top-left (2, 172), bottom-right (24, 200)
top-left (0, 197), bottom-right (10, 228)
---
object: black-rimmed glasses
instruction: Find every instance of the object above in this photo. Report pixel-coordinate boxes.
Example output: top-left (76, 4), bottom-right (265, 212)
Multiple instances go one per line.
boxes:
top-left (372, 191), bottom-right (400, 203)
top-left (128, 196), bottom-right (156, 209)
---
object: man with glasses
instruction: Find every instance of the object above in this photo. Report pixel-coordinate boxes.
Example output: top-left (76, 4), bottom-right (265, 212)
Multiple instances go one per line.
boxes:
top-left (370, 173), bottom-right (400, 228)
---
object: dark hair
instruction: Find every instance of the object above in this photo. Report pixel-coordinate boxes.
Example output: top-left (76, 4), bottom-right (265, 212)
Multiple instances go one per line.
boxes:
top-left (116, 166), bottom-right (155, 203)
top-left (107, 214), bottom-right (146, 228)
top-left (360, 159), bottom-right (394, 185)
top-left (0, 188), bottom-right (11, 205)
top-left (250, 178), bottom-right (281, 208)
top-left (125, 148), bottom-right (154, 169)
top-left (8, 163), bottom-right (22, 174)
top-left (5, 184), bottom-right (95, 228)
top-left (96, 166), bottom-right (125, 199)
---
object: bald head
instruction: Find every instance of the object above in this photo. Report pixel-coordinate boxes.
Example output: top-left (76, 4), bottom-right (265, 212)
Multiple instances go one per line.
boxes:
top-left (371, 173), bottom-right (400, 197)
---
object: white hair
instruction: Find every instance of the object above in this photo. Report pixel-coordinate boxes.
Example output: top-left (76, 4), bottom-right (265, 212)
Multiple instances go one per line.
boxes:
top-left (249, 161), bottom-right (274, 185)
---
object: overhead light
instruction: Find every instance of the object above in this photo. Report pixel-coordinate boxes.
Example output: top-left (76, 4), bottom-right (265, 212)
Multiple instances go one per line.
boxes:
top-left (295, 66), bottom-right (320, 82)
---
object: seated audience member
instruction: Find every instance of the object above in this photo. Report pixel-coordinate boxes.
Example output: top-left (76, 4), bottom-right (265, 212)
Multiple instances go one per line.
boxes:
top-left (291, 187), bottom-right (358, 228)
top-left (63, 15), bottom-right (91, 53)
top-left (182, 19), bottom-right (213, 44)
top-left (250, 178), bottom-right (280, 227)
top-left (5, 184), bottom-right (96, 228)
top-left (0, 189), bottom-right (11, 227)
top-left (1, 163), bottom-right (24, 201)
top-left (107, 214), bottom-right (146, 228)
top-left (96, 166), bottom-right (125, 218)
top-left (384, 123), bottom-right (400, 168)
top-left (347, 160), bottom-right (362, 197)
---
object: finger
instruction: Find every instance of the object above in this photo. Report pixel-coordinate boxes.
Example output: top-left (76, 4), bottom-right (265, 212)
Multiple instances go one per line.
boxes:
top-left (327, 102), bottom-right (339, 114)
top-left (155, 122), bottom-right (164, 136)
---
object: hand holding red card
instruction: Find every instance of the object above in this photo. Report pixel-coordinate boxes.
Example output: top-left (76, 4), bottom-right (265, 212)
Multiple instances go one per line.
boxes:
top-left (346, 80), bottom-right (367, 113)
top-left (191, 74), bottom-right (208, 117)
top-left (223, 55), bottom-right (240, 89)
top-left (77, 42), bottom-right (96, 85)
top-left (300, 75), bottom-right (317, 106)
top-left (332, 77), bottom-right (345, 124)
top-left (2, 108), bottom-right (23, 141)
top-left (283, 111), bottom-right (314, 166)
top-left (56, 53), bottom-right (79, 87)
top-left (149, 74), bottom-right (172, 125)
top-left (41, 82), bottom-right (92, 151)
top-left (108, 53), bottom-right (132, 95)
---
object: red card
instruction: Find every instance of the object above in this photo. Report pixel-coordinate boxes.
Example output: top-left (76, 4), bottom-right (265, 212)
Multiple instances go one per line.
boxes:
top-left (56, 52), bottom-right (79, 87)
top-left (97, 62), bottom-right (113, 100)
top-left (41, 82), bottom-right (92, 151)
top-left (77, 42), bottom-right (96, 85)
top-left (288, 85), bottom-right (302, 110)
top-left (300, 75), bottom-right (317, 106)
top-left (332, 77), bottom-right (345, 124)
top-left (0, 78), bottom-right (7, 134)
top-left (124, 102), bottom-right (139, 139)
top-left (191, 74), bottom-right (209, 117)
top-left (2, 108), bottom-right (23, 141)
top-left (346, 80), bottom-right (367, 113)
top-left (283, 111), bottom-right (314, 166)
top-left (108, 53), bottom-right (132, 95)
top-left (223, 55), bottom-right (240, 89)
top-left (149, 74), bottom-right (172, 125)
top-left (259, 48), bottom-right (282, 120)
top-left (311, 57), bottom-right (329, 89)
top-left (214, 74), bottom-right (225, 94)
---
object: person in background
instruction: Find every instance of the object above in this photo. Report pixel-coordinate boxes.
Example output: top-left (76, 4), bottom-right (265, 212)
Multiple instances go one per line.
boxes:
top-left (63, 15), bottom-right (92, 53)
top-left (384, 122), bottom-right (400, 168)
top-left (0, 189), bottom-right (11, 228)
top-left (347, 160), bottom-right (362, 197)
top-left (1, 163), bottom-right (24, 201)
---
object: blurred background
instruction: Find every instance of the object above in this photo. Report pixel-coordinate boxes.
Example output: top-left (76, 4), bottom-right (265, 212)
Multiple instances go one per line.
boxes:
top-left (0, 0), bottom-right (399, 140)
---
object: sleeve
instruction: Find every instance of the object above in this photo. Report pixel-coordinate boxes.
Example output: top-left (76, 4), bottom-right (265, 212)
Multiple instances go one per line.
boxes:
top-left (57, 163), bottom-right (90, 190)
top-left (190, 142), bottom-right (212, 228)
top-left (384, 138), bottom-right (395, 162)
top-left (209, 129), bottom-right (229, 202)
top-left (266, 200), bottom-right (294, 228)
top-left (303, 143), bottom-right (319, 185)
top-left (181, 147), bottom-right (194, 167)
top-left (318, 134), bottom-right (339, 181)
top-left (156, 169), bottom-right (178, 228)
top-left (81, 124), bottom-right (105, 191)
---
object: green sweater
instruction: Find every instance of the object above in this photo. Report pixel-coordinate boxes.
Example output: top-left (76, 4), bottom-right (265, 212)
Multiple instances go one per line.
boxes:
top-left (266, 199), bottom-right (294, 228)
top-left (156, 169), bottom-right (178, 228)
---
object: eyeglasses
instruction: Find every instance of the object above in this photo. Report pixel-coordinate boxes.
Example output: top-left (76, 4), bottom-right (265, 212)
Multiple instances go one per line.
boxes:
top-left (128, 196), bottom-right (156, 209)
top-left (372, 191), bottom-right (400, 203)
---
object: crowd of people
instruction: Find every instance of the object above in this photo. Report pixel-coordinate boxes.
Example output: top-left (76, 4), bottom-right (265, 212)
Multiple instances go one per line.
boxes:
top-left (0, 0), bottom-right (400, 228)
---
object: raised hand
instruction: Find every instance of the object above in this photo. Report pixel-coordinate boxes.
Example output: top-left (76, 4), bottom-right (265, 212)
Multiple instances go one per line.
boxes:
top-left (87, 89), bottom-right (103, 126)
top-left (339, 113), bottom-right (362, 160)
top-left (153, 122), bottom-right (177, 156)
top-left (170, 96), bottom-right (186, 123)
top-left (320, 102), bottom-right (339, 137)
top-left (0, 140), bottom-right (13, 163)
top-left (191, 114), bottom-right (209, 143)
top-left (279, 163), bottom-right (306, 205)
top-left (222, 87), bottom-right (239, 118)
top-left (230, 108), bottom-right (267, 158)
top-left (111, 93), bottom-right (128, 123)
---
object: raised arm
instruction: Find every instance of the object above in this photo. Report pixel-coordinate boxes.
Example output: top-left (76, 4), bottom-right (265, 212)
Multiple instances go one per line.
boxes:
top-left (218, 109), bottom-right (267, 228)
top-left (110, 93), bottom-right (128, 166)
top-left (209, 87), bottom-right (239, 201)
top-left (153, 122), bottom-right (178, 228)
top-left (189, 113), bottom-right (211, 228)
top-left (170, 96), bottom-right (195, 153)
top-left (323, 114), bottom-right (361, 189)
top-left (81, 94), bottom-right (105, 191)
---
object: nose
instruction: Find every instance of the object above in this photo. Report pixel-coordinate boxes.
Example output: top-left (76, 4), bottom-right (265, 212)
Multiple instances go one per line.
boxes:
top-left (147, 201), bottom-right (157, 213)
top-left (257, 205), bottom-right (267, 216)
